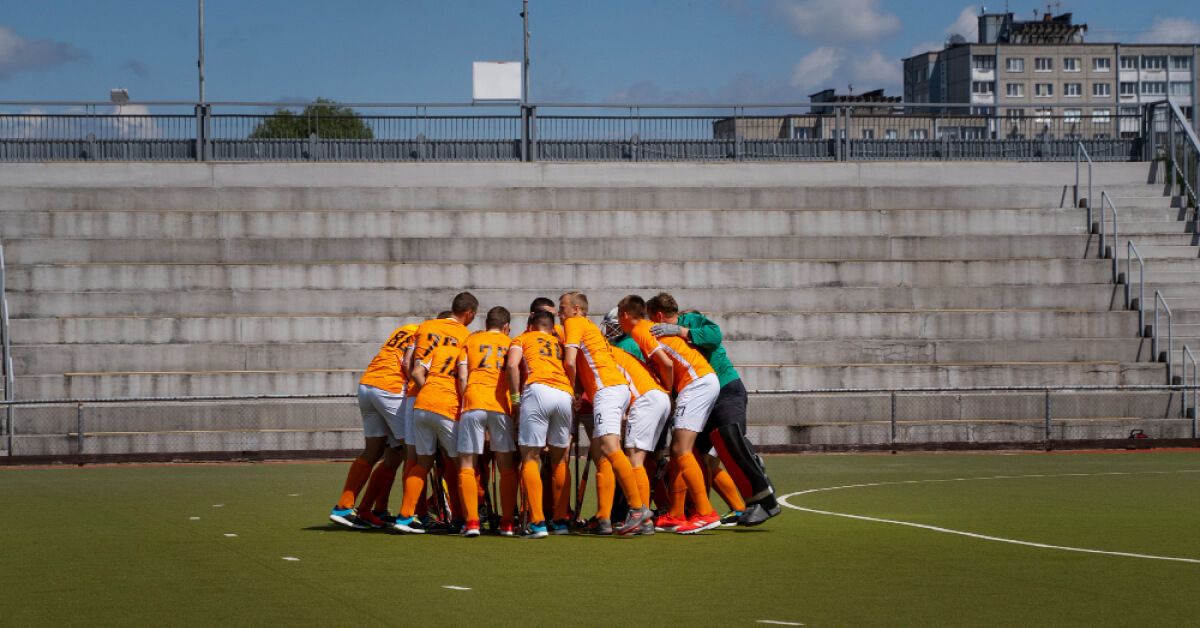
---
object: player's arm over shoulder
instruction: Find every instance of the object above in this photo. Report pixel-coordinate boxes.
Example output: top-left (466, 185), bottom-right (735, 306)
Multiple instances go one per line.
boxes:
top-left (680, 311), bottom-right (722, 349)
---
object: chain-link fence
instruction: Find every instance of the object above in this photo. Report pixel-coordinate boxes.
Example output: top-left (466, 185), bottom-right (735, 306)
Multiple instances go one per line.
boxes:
top-left (3, 386), bottom-right (1197, 463)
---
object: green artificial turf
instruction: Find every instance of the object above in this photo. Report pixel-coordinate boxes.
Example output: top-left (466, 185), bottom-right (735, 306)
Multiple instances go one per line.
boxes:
top-left (1, 451), bottom-right (1197, 627)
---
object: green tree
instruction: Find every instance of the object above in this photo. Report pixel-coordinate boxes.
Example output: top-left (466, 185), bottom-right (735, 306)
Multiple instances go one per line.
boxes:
top-left (249, 98), bottom-right (374, 139)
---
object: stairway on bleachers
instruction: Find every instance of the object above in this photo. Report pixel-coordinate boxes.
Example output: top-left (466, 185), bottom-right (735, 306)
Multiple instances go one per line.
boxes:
top-left (0, 161), bottom-right (1193, 456)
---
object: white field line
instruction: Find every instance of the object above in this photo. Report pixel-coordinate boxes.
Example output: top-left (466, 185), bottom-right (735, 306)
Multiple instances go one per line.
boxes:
top-left (442, 585), bottom-right (472, 591)
top-left (779, 470), bottom-right (1200, 565)
top-left (281, 556), bottom-right (300, 562)
top-left (756, 621), bottom-right (805, 626)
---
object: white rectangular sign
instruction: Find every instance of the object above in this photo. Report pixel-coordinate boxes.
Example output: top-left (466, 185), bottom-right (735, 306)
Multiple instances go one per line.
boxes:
top-left (473, 61), bottom-right (522, 101)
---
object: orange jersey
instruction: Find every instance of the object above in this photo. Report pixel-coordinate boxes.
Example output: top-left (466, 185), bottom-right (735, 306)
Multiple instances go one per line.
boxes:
top-left (610, 345), bottom-right (666, 400)
top-left (408, 317), bottom-right (471, 395)
top-left (512, 330), bottom-right (572, 395)
top-left (628, 320), bottom-right (714, 394)
top-left (414, 343), bottom-right (462, 421)
top-left (458, 330), bottom-right (512, 415)
top-left (563, 316), bottom-right (626, 396)
top-left (359, 324), bottom-right (417, 393)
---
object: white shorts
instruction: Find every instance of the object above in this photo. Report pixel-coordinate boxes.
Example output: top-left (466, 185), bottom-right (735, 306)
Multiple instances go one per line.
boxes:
top-left (402, 396), bottom-right (417, 445)
top-left (457, 409), bottom-right (516, 455)
top-left (411, 408), bottom-right (458, 458)
top-left (517, 383), bottom-right (574, 449)
top-left (357, 384), bottom-right (406, 448)
top-left (592, 385), bottom-right (632, 439)
top-left (673, 372), bottom-right (720, 433)
top-left (624, 389), bottom-right (671, 452)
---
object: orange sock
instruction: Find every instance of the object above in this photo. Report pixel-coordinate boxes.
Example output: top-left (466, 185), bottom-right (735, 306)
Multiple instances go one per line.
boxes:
top-left (633, 466), bottom-right (650, 510)
top-left (459, 468), bottom-right (479, 523)
top-left (441, 458), bottom-right (463, 520)
top-left (606, 450), bottom-right (643, 509)
top-left (678, 452), bottom-right (714, 515)
top-left (499, 468), bottom-right (519, 523)
top-left (358, 463), bottom-right (397, 513)
top-left (594, 456), bottom-right (614, 519)
top-left (669, 459), bottom-right (687, 518)
top-left (521, 460), bottom-right (545, 523)
top-left (712, 467), bottom-right (747, 512)
top-left (336, 457), bottom-right (373, 509)
top-left (398, 464), bottom-right (427, 518)
top-left (552, 461), bottom-right (570, 522)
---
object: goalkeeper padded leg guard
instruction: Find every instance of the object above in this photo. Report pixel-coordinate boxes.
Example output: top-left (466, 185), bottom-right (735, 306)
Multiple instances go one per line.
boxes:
top-left (710, 422), bottom-right (777, 511)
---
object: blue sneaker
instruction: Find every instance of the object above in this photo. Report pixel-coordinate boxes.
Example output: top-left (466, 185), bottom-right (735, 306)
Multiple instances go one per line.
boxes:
top-left (330, 506), bottom-right (365, 529)
top-left (393, 515), bottom-right (426, 534)
top-left (522, 521), bottom-right (549, 539)
top-left (551, 519), bottom-right (571, 535)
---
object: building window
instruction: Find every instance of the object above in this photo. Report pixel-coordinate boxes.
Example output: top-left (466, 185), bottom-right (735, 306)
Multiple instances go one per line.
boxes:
top-left (1007, 108), bottom-right (1025, 119)
top-left (1171, 82), bottom-right (1192, 97)
top-left (1171, 56), bottom-right (1192, 71)
top-left (1035, 57), bottom-right (1053, 72)
top-left (1034, 107), bottom-right (1053, 123)
top-left (1063, 58), bottom-right (1081, 72)
top-left (909, 129), bottom-right (929, 140)
top-left (1093, 58), bottom-right (1111, 72)
top-left (1006, 57), bottom-right (1025, 72)
top-left (884, 129), bottom-right (898, 140)
top-left (1119, 106), bottom-right (1139, 119)
top-left (861, 129), bottom-right (875, 139)
top-left (1120, 56), bottom-right (1138, 70)
top-left (1120, 82), bottom-right (1137, 96)
top-left (1035, 83), bottom-right (1054, 97)
top-left (1064, 83), bottom-right (1082, 97)
top-left (1064, 109), bottom-right (1082, 123)
top-left (1141, 56), bottom-right (1166, 70)
top-left (1006, 83), bottom-right (1025, 97)
top-left (791, 127), bottom-right (814, 139)
top-left (972, 55), bottom-right (996, 71)
top-left (1094, 133), bottom-right (1110, 139)
top-left (1092, 83), bottom-right (1111, 98)
top-left (1092, 109), bottom-right (1111, 124)
top-left (1141, 82), bottom-right (1166, 96)
top-left (972, 81), bottom-right (995, 95)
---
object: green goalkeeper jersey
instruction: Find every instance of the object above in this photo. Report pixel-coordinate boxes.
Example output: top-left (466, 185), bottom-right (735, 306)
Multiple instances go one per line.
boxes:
top-left (676, 311), bottom-right (740, 388)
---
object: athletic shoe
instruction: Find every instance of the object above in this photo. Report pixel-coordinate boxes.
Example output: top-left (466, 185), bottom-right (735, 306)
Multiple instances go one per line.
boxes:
top-left (638, 517), bottom-right (656, 536)
top-left (737, 499), bottom-right (782, 527)
top-left (354, 509), bottom-right (386, 529)
top-left (522, 521), bottom-right (549, 539)
top-left (577, 517), bottom-right (613, 536)
top-left (329, 506), bottom-right (365, 529)
top-left (498, 520), bottom-right (517, 537)
top-left (616, 505), bottom-right (651, 536)
top-left (551, 519), bottom-right (571, 535)
top-left (462, 520), bottom-right (481, 538)
top-left (653, 512), bottom-right (686, 533)
top-left (373, 510), bottom-right (398, 525)
top-left (425, 519), bottom-right (456, 535)
top-left (720, 510), bottom-right (744, 527)
top-left (676, 511), bottom-right (721, 535)
top-left (393, 515), bottom-right (426, 534)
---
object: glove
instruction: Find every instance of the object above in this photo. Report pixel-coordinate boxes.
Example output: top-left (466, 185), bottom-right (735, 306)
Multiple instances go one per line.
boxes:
top-left (650, 323), bottom-right (684, 338)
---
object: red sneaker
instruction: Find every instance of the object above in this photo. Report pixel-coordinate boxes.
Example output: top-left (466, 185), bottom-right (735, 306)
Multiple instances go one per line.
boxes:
top-left (676, 511), bottom-right (721, 535)
top-left (462, 519), bottom-right (481, 538)
top-left (654, 512), bottom-right (687, 532)
top-left (354, 509), bottom-right (385, 529)
top-left (498, 519), bottom-right (516, 537)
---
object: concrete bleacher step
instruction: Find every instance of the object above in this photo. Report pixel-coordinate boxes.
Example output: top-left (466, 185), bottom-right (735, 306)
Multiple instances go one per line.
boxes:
top-left (0, 208), bottom-right (1094, 239)
top-left (3, 259), bottom-right (1124, 292)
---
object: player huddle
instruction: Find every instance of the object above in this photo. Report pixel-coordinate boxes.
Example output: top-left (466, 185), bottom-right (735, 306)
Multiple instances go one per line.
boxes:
top-left (329, 291), bottom-right (781, 538)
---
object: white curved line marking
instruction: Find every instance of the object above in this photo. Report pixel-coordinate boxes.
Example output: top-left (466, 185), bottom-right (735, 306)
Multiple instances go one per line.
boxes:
top-left (779, 470), bottom-right (1200, 565)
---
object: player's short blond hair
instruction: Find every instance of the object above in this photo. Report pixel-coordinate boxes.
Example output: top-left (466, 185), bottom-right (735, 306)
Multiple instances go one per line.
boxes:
top-left (559, 291), bottom-right (589, 315)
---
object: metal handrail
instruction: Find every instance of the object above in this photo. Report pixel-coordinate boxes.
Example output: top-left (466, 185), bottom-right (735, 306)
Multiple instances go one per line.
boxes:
top-left (1076, 141), bottom-right (1093, 225)
top-left (0, 245), bottom-right (11, 455)
top-left (1154, 290), bottom-right (1173, 383)
top-left (1099, 191), bottom-right (1118, 281)
top-left (1125, 240), bottom-right (1146, 334)
top-left (1182, 345), bottom-right (1197, 428)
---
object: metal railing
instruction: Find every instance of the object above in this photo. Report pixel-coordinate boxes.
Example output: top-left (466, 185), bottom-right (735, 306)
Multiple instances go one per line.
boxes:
top-left (1098, 191), bottom-right (1119, 281)
top-left (1076, 141), bottom-right (1093, 225)
top-left (1182, 346), bottom-right (1197, 428)
top-left (1125, 241), bottom-right (1145, 324)
top-left (1155, 290), bottom-right (1173, 383)
top-left (0, 100), bottom-right (1151, 163)
top-left (0, 245), bottom-right (10, 456)
top-left (1146, 99), bottom-right (1200, 209)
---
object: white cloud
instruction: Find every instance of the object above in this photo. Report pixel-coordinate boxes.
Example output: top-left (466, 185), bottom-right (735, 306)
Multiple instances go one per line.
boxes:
top-left (909, 41), bottom-right (942, 56)
top-left (790, 46), bottom-right (841, 91)
top-left (775, 0), bottom-right (901, 43)
top-left (946, 5), bottom-right (979, 42)
top-left (791, 47), bottom-right (900, 94)
top-left (0, 24), bottom-right (88, 80)
top-left (1136, 17), bottom-right (1200, 44)
top-left (848, 50), bottom-right (897, 88)
top-left (110, 104), bottom-right (161, 140)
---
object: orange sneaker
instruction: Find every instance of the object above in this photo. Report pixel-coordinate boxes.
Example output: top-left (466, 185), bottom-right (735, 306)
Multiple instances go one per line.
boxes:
top-left (676, 511), bottom-right (721, 535)
top-left (654, 512), bottom-right (687, 532)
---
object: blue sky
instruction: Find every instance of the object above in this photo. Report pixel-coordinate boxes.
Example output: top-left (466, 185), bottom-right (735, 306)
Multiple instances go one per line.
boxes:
top-left (1, 1), bottom-right (1197, 104)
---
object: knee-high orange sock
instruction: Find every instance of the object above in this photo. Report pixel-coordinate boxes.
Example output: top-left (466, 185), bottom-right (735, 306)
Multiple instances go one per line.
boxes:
top-left (633, 466), bottom-right (650, 510)
top-left (712, 467), bottom-right (747, 512)
top-left (594, 456), bottom-right (614, 519)
top-left (521, 461), bottom-right (545, 523)
top-left (358, 463), bottom-right (397, 513)
top-left (669, 459), bottom-right (687, 517)
top-left (398, 464), bottom-right (427, 518)
top-left (499, 468), bottom-right (518, 523)
top-left (459, 468), bottom-right (479, 523)
top-left (606, 450), bottom-right (643, 509)
top-left (678, 452), bottom-right (714, 515)
top-left (337, 457), bottom-right (373, 509)
top-left (552, 461), bottom-right (570, 522)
